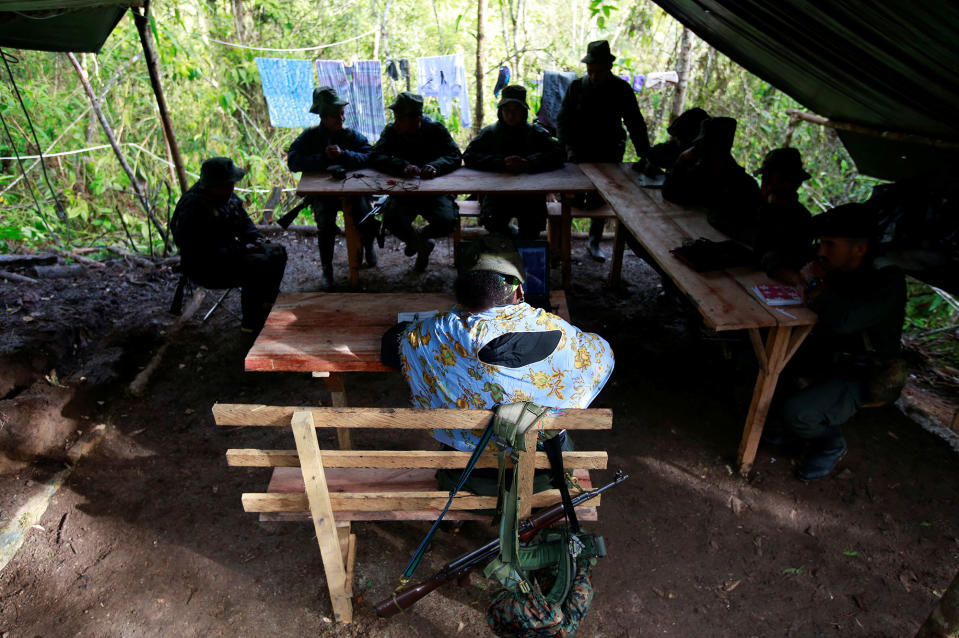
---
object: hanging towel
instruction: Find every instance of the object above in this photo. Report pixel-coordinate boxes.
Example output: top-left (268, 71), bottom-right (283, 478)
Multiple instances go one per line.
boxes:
top-left (632, 74), bottom-right (646, 92)
top-left (399, 59), bottom-right (411, 90)
top-left (314, 59), bottom-right (360, 132)
top-left (493, 65), bottom-right (511, 97)
top-left (417, 54), bottom-right (471, 127)
top-left (536, 70), bottom-right (576, 135)
top-left (255, 58), bottom-right (318, 128)
top-left (349, 60), bottom-right (387, 142)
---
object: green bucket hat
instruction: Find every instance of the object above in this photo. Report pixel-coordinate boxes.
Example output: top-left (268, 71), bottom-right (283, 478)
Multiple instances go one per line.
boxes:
top-left (497, 84), bottom-right (529, 110)
top-left (581, 40), bottom-right (616, 65)
top-left (812, 203), bottom-right (877, 239)
top-left (757, 147), bottom-right (812, 181)
top-left (309, 86), bottom-right (348, 116)
top-left (198, 156), bottom-right (245, 187)
top-left (463, 234), bottom-right (526, 283)
top-left (388, 91), bottom-right (424, 117)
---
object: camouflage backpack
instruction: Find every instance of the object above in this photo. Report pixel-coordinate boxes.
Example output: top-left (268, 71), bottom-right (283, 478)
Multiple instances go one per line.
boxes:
top-left (482, 403), bottom-right (606, 638)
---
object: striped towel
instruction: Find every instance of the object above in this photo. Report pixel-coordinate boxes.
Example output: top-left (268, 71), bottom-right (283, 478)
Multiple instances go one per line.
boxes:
top-left (255, 58), bottom-right (318, 128)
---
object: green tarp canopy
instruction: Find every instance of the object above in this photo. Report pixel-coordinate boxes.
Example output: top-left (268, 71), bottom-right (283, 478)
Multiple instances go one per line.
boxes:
top-left (0, 1), bottom-right (138, 54)
top-left (650, 0), bottom-right (959, 181)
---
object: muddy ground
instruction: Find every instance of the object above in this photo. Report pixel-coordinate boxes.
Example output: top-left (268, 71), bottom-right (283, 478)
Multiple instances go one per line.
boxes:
top-left (0, 229), bottom-right (957, 638)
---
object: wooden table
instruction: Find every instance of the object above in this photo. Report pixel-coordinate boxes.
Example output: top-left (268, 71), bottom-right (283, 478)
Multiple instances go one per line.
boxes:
top-left (296, 165), bottom-right (595, 288)
top-left (579, 163), bottom-right (818, 475)
top-left (245, 291), bottom-right (571, 448)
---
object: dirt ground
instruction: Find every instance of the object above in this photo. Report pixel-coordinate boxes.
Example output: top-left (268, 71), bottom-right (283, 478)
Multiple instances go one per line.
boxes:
top-left (1, 229), bottom-right (957, 638)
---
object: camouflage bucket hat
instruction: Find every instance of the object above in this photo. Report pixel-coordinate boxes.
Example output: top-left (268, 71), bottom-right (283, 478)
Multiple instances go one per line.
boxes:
top-left (497, 84), bottom-right (529, 110)
top-left (812, 202), bottom-right (877, 239)
top-left (463, 234), bottom-right (526, 283)
top-left (309, 86), bottom-right (348, 116)
top-left (198, 156), bottom-right (246, 187)
top-left (389, 91), bottom-right (424, 116)
top-left (666, 107), bottom-right (710, 145)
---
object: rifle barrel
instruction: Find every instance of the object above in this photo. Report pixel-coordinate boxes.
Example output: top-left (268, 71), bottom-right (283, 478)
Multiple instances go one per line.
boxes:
top-left (373, 471), bottom-right (628, 618)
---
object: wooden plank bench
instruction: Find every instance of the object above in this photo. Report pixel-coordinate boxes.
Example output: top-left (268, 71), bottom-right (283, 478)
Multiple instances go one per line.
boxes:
top-left (454, 199), bottom-right (626, 285)
top-left (213, 402), bottom-right (612, 623)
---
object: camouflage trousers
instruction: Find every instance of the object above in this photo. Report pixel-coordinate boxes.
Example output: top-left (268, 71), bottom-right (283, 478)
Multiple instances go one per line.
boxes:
top-left (486, 561), bottom-right (594, 638)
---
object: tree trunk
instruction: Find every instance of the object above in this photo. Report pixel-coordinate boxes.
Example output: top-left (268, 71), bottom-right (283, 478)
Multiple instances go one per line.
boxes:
top-left (473, 0), bottom-right (488, 136)
top-left (232, 0), bottom-right (247, 44)
top-left (66, 52), bottom-right (170, 251)
top-left (669, 26), bottom-right (692, 124)
top-left (916, 568), bottom-right (959, 637)
top-left (131, 1), bottom-right (189, 196)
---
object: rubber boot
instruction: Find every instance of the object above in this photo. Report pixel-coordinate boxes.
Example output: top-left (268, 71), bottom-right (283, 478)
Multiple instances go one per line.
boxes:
top-left (587, 218), bottom-right (607, 262)
top-left (797, 433), bottom-right (848, 480)
top-left (318, 230), bottom-right (336, 290)
top-left (414, 235), bottom-right (435, 272)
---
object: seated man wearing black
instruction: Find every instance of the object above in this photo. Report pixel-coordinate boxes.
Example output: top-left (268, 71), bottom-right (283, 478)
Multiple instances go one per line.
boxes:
top-left (777, 203), bottom-right (906, 480)
top-left (171, 157), bottom-right (287, 334)
top-left (643, 107), bottom-right (710, 174)
top-left (463, 84), bottom-right (564, 239)
top-left (754, 147), bottom-right (815, 284)
top-left (287, 86), bottom-right (378, 290)
top-left (369, 92), bottom-right (462, 272)
top-left (663, 116), bottom-right (762, 242)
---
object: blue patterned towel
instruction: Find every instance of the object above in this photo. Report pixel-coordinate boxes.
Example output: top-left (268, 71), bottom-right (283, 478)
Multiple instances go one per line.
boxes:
top-left (255, 58), bottom-right (318, 128)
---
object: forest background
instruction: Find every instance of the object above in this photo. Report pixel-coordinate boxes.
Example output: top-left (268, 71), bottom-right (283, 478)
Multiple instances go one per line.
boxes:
top-left (0, 0), bottom-right (955, 346)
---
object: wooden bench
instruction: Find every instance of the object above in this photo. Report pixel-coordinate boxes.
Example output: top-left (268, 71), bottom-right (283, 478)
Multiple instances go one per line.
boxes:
top-left (213, 402), bottom-right (612, 623)
top-left (454, 200), bottom-right (626, 286)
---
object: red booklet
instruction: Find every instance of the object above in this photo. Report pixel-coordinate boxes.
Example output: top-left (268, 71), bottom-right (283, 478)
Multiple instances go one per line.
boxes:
top-left (752, 284), bottom-right (803, 306)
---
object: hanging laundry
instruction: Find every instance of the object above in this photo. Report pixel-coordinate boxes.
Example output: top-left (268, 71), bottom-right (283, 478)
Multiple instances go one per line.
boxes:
top-left (535, 70), bottom-right (577, 136)
top-left (255, 58), bottom-right (317, 128)
top-left (386, 59), bottom-right (400, 81)
top-left (417, 54), bottom-right (471, 128)
top-left (314, 59), bottom-right (358, 130)
top-left (644, 71), bottom-right (679, 90)
top-left (492, 65), bottom-right (511, 97)
top-left (399, 59), bottom-right (411, 91)
top-left (632, 74), bottom-right (645, 92)
top-left (349, 60), bottom-right (387, 142)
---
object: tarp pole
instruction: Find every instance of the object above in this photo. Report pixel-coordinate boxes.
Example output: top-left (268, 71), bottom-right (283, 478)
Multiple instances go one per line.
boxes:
top-left (786, 108), bottom-right (959, 150)
top-left (131, 1), bottom-right (189, 195)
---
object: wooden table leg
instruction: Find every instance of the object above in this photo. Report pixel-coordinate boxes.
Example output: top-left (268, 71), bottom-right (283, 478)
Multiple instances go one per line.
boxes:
top-left (609, 220), bottom-right (626, 287)
top-left (561, 193), bottom-right (572, 289)
top-left (290, 410), bottom-right (353, 623)
top-left (737, 324), bottom-right (813, 476)
top-left (341, 196), bottom-right (361, 288)
top-left (313, 371), bottom-right (352, 450)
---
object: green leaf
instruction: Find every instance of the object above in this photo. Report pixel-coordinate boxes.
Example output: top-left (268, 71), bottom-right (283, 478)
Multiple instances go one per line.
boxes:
top-left (783, 566), bottom-right (804, 575)
top-left (843, 550), bottom-right (859, 557)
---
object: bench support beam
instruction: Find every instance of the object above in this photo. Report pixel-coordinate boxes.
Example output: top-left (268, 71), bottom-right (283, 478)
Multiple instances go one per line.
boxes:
top-left (291, 410), bottom-right (353, 623)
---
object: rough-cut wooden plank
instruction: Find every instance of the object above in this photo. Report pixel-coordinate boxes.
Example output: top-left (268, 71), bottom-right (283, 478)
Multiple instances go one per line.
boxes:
top-left (517, 428), bottom-right (538, 520)
top-left (578, 162), bottom-right (779, 332)
top-left (265, 467), bottom-right (596, 494)
top-left (289, 411), bottom-right (352, 623)
top-left (213, 403), bottom-right (612, 430)
top-left (737, 325), bottom-right (793, 476)
top-left (245, 291), bottom-right (572, 373)
top-left (259, 505), bottom-right (599, 523)
top-left (242, 489), bottom-right (601, 513)
top-left (297, 165), bottom-right (595, 197)
top-left (458, 200), bottom-right (615, 219)
top-left (226, 449), bottom-right (608, 470)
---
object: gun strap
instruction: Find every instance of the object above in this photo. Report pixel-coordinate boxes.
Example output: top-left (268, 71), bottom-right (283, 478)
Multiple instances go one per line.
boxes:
top-left (398, 412), bottom-right (498, 586)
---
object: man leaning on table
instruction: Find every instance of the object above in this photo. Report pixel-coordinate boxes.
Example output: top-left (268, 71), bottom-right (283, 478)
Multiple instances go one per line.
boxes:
top-left (770, 203), bottom-right (907, 480)
top-left (463, 84), bottom-right (564, 239)
top-left (287, 86), bottom-right (379, 290)
top-left (369, 92), bottom-right (462, 272)
top-left (558, 39), bottom-right (650, 262)
top-left (381, 235), bottom-right (615, 455)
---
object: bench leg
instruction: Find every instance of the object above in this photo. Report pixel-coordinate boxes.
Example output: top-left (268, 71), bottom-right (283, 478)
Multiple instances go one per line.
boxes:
top-left (312, 372), bottom-right (353, 449)
top-left (291, 410), bottom-right (353, 623)
top-left (609, 220), bottom-right (626, 287)
top-left (516, 429), bottom-right (539, 520)
top-left (561, 194), bottom-right (572, 289)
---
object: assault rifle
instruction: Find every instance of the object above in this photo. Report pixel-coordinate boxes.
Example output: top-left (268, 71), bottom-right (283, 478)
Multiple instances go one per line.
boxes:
top-left (373, 469), bottom-right (629, 618)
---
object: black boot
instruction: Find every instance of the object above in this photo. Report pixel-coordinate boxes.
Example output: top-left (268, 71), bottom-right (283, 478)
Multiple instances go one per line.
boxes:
top-left (587, 218), bottom-right (607, 262)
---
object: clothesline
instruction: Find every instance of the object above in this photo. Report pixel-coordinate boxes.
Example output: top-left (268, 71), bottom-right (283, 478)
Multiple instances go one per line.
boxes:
top-left (199, 30), bottom-right (376, 53)
top-left (1, 142), bottom-right (296, 194)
